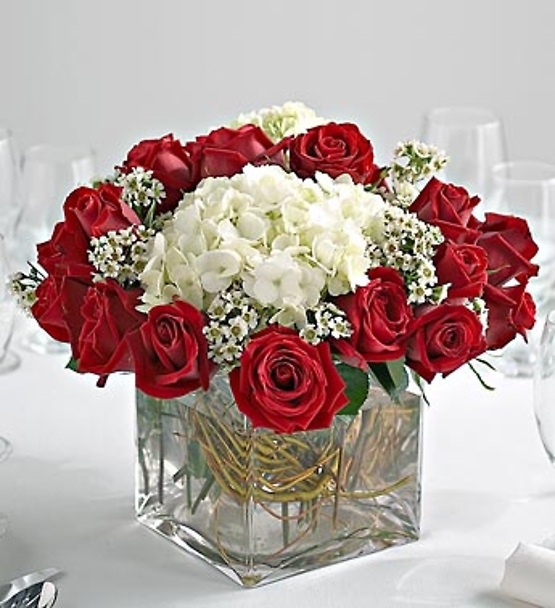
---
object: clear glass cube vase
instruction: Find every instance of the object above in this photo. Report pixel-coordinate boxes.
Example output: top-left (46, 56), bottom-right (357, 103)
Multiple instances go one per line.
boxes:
top-left (135, 373), bottom-right (423, 587)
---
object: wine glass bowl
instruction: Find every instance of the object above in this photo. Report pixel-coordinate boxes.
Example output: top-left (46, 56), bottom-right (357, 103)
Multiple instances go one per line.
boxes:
top-left (16, 143), bottom-right (96, 269)
top-left (0, 127), bottom-right (22, 240)
top-left (15, 143), bottom-right (96, 355)
top-left (489, 160), bottom-right (555, 377)
top-left (421, 106), bottom-right (506, 212)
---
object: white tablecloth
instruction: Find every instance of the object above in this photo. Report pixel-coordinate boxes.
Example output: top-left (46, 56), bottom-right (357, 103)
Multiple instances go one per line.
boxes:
top-left (1, 325), bottom-right (554, 607)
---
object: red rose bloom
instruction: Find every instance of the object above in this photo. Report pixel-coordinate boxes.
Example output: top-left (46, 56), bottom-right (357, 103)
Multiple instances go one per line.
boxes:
top-left (406, 304), bottom-right (487, 382)
top-left (121, 134), bottom-right (195, 213)
top-left (65, 183), bottom-right (140, 239)
top-left (31, 275), bottom-right (71, 343)
top-left (289, 122), bottom-right (381, 185)
top-left (410, 177), bottom-right (481, 243)
top-left (38, 184), bottom-right (141, 279)
top-left (186, 124), bottom-right (284, 180)
top-left (434, 242), bottom-right (488, 300)
top-left (37, 219), bottom-right (90, 277)
top-left (229, 325), bottom-right (348, 434)
top-left (476, 212), bottom-right (539, 287)
top-left (483, 283), bottom-right (536, 350)
top-left (75, 281), bottom-right (146, 376)
top-left (128, 300), bottom-right (213, 399)
top-left (334, 267), bottom-right (413, 364)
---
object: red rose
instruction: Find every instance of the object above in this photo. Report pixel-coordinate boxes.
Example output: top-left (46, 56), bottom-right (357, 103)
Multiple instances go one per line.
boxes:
top-left (121, 134), bottom-right (195, 212)
top-left (406, 304), bottom-right (486, 382)
top-left (289, 122), bottom-right (381, 185)
top-left (64, 183), bottom-right (140, 239)
top-left (483, 283), bottom-right (536, 350)
top-left (186, 124), bottom-right (284, 180)
top-left (229, 325), bottom-right (348, 434)
top-left (74, 281), bottom-right (146, 376)
top-left (31, 275), bottom-right (71, 343)
top-left (334, 267), bottom-right (413, 363)
top-left (476, 213), bottom-right (539, 287)
top-left (37, 221), bottom-right (88, 280)
top-left (128, 300), bottom-right (213, 399)
top-left (434, 242), bottom-right (488, 300)
top-left (32, 259), bottom-right (98, 348)
top-left (38, 184), bottom-right (141, 278)
top-left (410, 177), bottom-right (481, 243)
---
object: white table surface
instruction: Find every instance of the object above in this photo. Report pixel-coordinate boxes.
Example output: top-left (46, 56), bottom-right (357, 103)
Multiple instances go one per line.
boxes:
top-left (1, 321), bottom-right (554, 607)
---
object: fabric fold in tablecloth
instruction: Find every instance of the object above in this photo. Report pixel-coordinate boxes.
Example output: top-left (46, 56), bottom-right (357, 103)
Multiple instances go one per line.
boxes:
top-left (500, 540), bottom-right (555, 607)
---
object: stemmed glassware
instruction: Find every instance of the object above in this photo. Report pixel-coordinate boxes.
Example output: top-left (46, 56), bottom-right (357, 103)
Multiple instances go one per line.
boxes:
top-left (0, 436), bottom-right (12, 536)
top-left (420, 106), bottom-right (507, 213)
top-left (0, 128), bottom-right (22, 374)
top-left (533, 309), bottom-right (555, 464)
top-left (489, 160), bottom-right (555, 377)
top-left (0, 232), bottom-right (20, 528)
top-left (0, 127), bottom-right (23, 245)
top-left (0, 234), bottom-right (20, 374)
top-left (0, 128), bottom-right (22, 519)
top-left (16, 143), bottom-right (96, 354)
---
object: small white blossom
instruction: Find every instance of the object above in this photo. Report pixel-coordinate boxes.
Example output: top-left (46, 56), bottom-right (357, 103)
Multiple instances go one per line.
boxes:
top-left (88, 225), bottom-right (154, 287)
top-left (203, 285), bottom-right (262, 367)
top-left (469, 297), bottom-right (488, 331)
top-left (300, 324), bottom-right (321, 344)
top-left (230, 101), bottom-right (328, 142)
top-left (390, 140), bottom-right (449, 189)
top-left (115, 167), bottom-right (166, 216)
top-left (9, 271), bottom-right (39, 312)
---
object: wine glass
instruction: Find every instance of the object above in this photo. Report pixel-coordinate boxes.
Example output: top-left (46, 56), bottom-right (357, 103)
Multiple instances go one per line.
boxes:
top-left (420, 106), bottom-right (507, 213)
top-left (0, 128), bottom-right (21, 525)
top-left (16, 143), bottom-right (96, 354)
top-left (0, 233), bottom-right (17, 537)
top-left (0, 127), bottom-right (23, 266)
top-left (533, 309), bottom-right (555, 464)
top-left (489, 160), bottom-right (555, 377)
top-left (0, 435), bottom-right (12, 536)
top-left (0, 233), bottom-right (20, 374)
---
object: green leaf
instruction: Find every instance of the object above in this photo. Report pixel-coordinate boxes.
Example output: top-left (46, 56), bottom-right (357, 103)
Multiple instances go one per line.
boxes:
top-left (337, 363), bottom-right (370, 415)
top-left (368, 357), bottom-right (408, 402)
top-left (475, 356), bottom-right (497, 372)
top-left (467, 361), bottom-right (496, 391)
top-left (386, 358), bottom-right (409, 396)
top-left (410, 370), bottom-right (430, 406)
top-left (65, 357), bottom-right (80, 373)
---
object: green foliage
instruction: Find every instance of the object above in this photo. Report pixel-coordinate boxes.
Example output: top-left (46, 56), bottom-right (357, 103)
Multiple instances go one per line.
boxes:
top-left (368, 358), bottom-right (409, 403)
top-left (337, 363), bottom-right (370, 415)
top-left (337, 357), bottom-right (412, 415)
top-left (65, 357), bottom-right (80, 373)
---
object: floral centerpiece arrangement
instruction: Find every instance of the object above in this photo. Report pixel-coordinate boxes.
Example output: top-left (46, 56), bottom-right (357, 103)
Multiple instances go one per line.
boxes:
top-left (12, 101), bottom-right (538, 416)
top-left (11, 102), bottom-right (539, 585)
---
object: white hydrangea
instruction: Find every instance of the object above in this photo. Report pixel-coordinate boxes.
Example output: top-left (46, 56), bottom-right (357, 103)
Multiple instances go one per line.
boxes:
top-left (230, 101), bottom-right (328, 142)
top-left (139, 164), bottom-right (389, 322)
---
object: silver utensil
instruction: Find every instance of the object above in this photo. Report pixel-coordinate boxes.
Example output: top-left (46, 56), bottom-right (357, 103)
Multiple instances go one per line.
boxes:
top-left (0, 569), bottom-right (59, 608)
top-left (0, 581), bottom-right (57, 608)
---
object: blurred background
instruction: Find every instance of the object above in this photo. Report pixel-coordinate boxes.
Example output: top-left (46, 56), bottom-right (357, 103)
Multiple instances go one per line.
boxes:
top-left (1, 0), bottom-right (554, 174)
